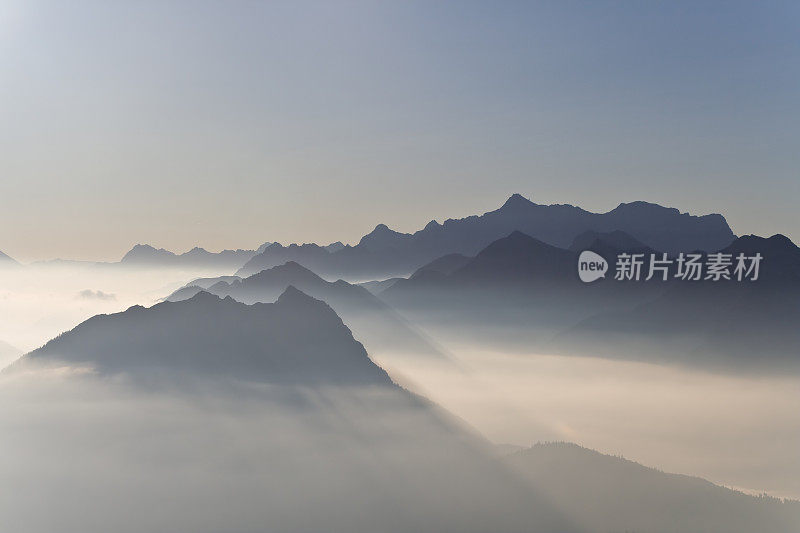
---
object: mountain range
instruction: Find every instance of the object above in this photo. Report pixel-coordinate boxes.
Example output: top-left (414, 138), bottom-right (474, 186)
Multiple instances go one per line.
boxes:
top-left (557, 234), bottom-right (800, 370)
top-left (5, 276), bottom-right (797, 533)
top-left (166, 261), bottom-right (442, 358)
top-left (118, 243), bottom-right (269, 270)
top-left (236, 194), bottom-right (736, 279)
top-left (2, 287), bottom-right (578, 533)
top-left (15, 287), bottom-right (393, 385)
top-left (382, 229), bottom-right (800, 371)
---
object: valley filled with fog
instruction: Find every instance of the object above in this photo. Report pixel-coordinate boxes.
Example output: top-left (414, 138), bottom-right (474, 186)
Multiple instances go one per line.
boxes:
top-left (2, 260), bottom-right (798, 507)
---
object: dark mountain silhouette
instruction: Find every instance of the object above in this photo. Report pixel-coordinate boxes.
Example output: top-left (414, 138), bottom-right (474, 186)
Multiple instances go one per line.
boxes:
top-left (15, 288), bottom-right (394, 385)
top-left (3, 300), bottom-right (582, 533)
top-left (384, 231), bottom-right (583, 297)
top-left (449, 231), bottom-right (576, 285)
top-left (381, 232), bottom-right (627, 350)
top-left (506, 442), bottom-right (800, 533)
top-left (384, 230), bottom-right (800, 370)
top-left (119, 243), bottom-right (258, 270)
top-left (121, 244), bottom-right (177, 263)
top-left (325, 241), bottom-right (346, 253)
top-left (393, 229), bottom-right (654, 293)
top-left (722, 233), bottom-right (800, 284)
top-left (554, 234), bottom-right (800, 370)
top-left (237, 194), bottom-right (735, 279)
top-left (166, 262), bottom-right (442, 358)
top-left (357, 223), bottom-right (414, 252)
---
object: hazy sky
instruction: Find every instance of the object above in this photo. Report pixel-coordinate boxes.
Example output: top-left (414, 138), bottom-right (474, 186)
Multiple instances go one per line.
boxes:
top-left (1, 0), bottom-right (797, 262)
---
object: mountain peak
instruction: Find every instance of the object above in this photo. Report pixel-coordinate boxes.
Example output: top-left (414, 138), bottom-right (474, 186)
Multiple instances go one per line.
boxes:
top-left (501, 193), bottom-right (535, 210)
top-left (280, 260), bottom-right (310, 271)
top-left (325, 241), bottom-right (345, 253)
top-left (120, 244), bottom-right (176, 263)
top-left (277, 284), bottom-right (314, 304)
top-left (185, 289), bottom-right (221, 304)
top-left (357, 223), bottom-right (412, 249)
top-left (364, 223), bottom-right (407, 238)
top-left (506, 230), bottom-right (536, 241)
top-left (248, 261), bottom-right (324, 286)
top-left (449, 231), bottom-right (574, 285)
top-left (477, 230), bottom-right (567, 259)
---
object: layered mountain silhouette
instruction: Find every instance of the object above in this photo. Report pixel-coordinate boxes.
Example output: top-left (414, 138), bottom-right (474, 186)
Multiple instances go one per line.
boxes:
top-left (384, 230), bottom-right (800, 371)
top-left (15, 287), bottom-right (394, 385)
top-left (166, 262), bottom-right (441, 358)
top-left (385, 231), bottom-right (577, 297)
top-left (558, 234), bottom-right (800, 370)
top-left (237, 194), bottom-right (735, 279)
top-left (3, 292), bottom-right (582, 533)
top-left (120, 243), bottom-right (263, 270)
top-left (506, 442), bottom-right (800, 533)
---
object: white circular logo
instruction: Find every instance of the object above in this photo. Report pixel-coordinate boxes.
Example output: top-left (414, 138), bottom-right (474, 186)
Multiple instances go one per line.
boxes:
top-left (578, 251), bottom-right (608, 283)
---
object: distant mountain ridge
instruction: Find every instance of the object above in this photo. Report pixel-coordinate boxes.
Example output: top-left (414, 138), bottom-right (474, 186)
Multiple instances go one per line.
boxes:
top-left (167, 261), bottom-right (442, 358)
top-left (557, 233), bottom-right (800, 368)
top-left (237, 194), bottom-right (735, 279)
top-left (120, 243), bottom-right (269, 269)
top-left (382, 229), bottom-right (800, 371)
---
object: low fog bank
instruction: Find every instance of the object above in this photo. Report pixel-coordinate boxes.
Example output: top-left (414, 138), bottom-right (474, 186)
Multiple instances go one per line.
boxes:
top-left (3, 366), bottom-right (796, 533)
top-left (374, 346), bottom-right (800, 501)
top-left (0, 370), bottom-right (576, 533)
top-left (0, 263), bottom-right (239, 353)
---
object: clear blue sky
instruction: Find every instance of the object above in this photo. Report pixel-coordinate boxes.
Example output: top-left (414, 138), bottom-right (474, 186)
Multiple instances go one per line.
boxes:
top-left (1, 0), bottom-right (797, 261)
